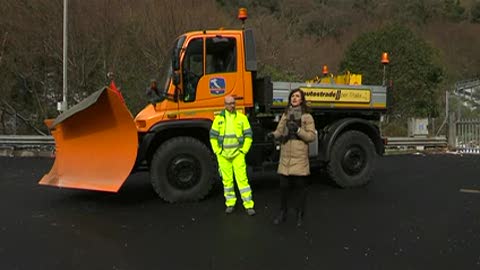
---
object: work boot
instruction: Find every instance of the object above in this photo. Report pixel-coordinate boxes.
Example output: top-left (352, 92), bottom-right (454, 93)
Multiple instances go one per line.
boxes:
top-left (246, 208), bottom-right (256, 216)
top-left (225, 206), bottom-right (234, 214)
top-left (296, 210), bottom-right (304, 227)
top-left (273, 210), bottom-right (287, 225)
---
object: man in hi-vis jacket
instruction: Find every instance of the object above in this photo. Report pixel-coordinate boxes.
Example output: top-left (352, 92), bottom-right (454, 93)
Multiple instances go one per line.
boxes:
top-left (209, 95), bottom-right (255, 216)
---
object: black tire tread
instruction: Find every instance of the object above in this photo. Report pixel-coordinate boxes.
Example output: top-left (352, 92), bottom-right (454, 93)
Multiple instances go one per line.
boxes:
top-left (327, 130), bottom-right (376, 188)
top-left (150, 136), bottom-right (217, 202)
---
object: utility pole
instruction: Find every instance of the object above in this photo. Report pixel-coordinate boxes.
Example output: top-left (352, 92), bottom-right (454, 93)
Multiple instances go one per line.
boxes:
top-left (59, 0), bottom-right (68, 113)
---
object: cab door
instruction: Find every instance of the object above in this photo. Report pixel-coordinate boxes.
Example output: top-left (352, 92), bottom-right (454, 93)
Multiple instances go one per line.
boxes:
top-left (178, 34), bottom-right (245, 120)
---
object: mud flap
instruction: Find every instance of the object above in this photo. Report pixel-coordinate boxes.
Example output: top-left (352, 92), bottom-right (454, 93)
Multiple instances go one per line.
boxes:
top-left (39, 87), bottom-right (138, 192)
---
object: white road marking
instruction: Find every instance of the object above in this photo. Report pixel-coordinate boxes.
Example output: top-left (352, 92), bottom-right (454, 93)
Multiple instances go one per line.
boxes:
top-left (460, 188), bottom-right (480, 194)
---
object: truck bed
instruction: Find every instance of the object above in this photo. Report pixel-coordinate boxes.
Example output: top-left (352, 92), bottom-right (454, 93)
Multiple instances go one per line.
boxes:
top-left (272, 81), bottom-right (387, 112)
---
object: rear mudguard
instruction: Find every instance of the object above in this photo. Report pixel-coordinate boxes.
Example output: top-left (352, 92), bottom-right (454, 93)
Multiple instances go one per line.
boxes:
top-left (39, 87), bottom-right (138, 192)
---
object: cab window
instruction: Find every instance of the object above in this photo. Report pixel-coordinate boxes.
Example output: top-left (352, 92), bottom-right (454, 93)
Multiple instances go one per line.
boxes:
top-left (206, 37), bottom-right (236, 74)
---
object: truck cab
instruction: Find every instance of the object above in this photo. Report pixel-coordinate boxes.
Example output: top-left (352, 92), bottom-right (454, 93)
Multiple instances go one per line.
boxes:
top-left (135, 29), bottom-right (256, 133)
top-left (133, 27), bottom-right (387, 202)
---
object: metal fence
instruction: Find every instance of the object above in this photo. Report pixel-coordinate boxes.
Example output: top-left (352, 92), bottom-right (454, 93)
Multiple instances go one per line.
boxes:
top-left (449, 116), bottom-right (480, 154)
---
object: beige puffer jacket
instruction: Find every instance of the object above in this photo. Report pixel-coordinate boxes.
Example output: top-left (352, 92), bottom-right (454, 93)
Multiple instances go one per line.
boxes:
top-left (272, 112), bottom-right (316, 176)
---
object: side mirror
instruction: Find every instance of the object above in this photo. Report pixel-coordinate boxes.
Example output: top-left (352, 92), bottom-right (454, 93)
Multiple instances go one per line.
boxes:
top-left (147, 80), bottom-right (165, 104)
top-left (172, 70), bottom-right (180, 86)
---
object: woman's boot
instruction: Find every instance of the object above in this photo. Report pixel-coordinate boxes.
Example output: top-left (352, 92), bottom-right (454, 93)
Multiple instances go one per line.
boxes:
top-left (273, 210), bottom-right (287, 225)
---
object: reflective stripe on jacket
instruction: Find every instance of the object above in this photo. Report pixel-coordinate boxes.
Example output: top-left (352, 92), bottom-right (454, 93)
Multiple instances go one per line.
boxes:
top-left (209, 110), bottom-right (253, 159)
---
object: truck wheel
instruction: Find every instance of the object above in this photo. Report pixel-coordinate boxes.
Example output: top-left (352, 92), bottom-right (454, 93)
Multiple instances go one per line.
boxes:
top-left (327, 130), bottom-right (376, 188)
top-left (150, 137), bottom-right (217, 202)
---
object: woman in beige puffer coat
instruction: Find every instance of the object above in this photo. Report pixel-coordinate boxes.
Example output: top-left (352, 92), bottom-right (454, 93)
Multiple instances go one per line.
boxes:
top-left (269, 88), bottom-right (316, 227)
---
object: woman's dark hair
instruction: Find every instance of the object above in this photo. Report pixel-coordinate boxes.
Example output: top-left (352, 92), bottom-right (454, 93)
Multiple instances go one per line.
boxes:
top-left (285, 88), bottom-right (309, 113)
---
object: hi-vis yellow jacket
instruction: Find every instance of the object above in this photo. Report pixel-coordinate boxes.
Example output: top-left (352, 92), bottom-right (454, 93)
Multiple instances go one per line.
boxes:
top-left (209, 110), bottom-right (253, 159)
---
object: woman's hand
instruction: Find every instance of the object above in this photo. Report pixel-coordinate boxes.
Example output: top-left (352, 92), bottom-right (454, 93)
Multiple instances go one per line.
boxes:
top-left (287, 121), bottom-right (299, 134)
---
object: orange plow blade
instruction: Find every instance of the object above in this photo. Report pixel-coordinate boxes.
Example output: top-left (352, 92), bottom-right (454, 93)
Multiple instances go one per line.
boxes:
top-left (39, 87), bottom-right (138, 192)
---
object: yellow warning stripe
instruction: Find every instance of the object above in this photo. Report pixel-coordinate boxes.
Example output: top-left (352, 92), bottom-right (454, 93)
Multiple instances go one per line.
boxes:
top-left (166, 106), bottom-right (247, 118)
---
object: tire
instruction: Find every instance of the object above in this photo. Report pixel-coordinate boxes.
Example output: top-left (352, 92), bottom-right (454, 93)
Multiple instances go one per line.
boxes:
top-left (150, 136), bottom-right (218, 202)
top-left (327, 130), bottom-right (376, 188)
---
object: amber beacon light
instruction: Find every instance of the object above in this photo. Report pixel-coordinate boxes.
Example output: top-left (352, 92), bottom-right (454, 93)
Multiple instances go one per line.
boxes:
top-left (322, 65), bottom-right (329, 75)
top-left (381, 52), bottom-right (389, 85)
top-left (381, 52), bottom-right (389, 65)
top-left (238, 8), bottom-right (248, 21)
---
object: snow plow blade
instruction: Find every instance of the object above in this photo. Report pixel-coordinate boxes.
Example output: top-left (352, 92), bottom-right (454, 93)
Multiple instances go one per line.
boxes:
top-left (39, 87), bottom-right (138, 192)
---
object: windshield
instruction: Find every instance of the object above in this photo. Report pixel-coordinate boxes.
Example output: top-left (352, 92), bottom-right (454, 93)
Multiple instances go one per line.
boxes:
top-left (159, 64), bottom-right (172, 94)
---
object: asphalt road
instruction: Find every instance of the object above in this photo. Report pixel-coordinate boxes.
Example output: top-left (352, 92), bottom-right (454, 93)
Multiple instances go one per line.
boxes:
top-left (1, 154), bottom-right (480, 270)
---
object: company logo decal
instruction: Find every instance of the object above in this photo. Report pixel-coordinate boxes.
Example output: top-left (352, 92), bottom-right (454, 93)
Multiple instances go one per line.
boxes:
top-left (210, 77), bottom-right (226, 95)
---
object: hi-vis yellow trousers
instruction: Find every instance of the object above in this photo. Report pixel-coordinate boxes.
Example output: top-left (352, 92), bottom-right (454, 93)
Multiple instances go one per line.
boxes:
top-left (217, 153), bottom-right (254, 209)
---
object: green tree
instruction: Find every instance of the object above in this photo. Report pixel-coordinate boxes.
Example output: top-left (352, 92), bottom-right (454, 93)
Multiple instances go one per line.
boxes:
top-left (442, 0), bottom-right (465, 22)
top-left (352, 0), bottom-right (378, 16)
top-left (471, 1), bottom-right (480, 23)
top-left (340, 24), bottom-right (444, 118)
top-left (392, 0), bottom-right (433, 25)
top-left (258, 64), bottom-right (302, 82)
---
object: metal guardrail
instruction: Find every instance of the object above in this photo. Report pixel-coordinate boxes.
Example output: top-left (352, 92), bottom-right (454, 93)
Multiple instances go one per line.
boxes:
top-left (0, 135), bottom-right (55, 145)
top-left (385, 136), bottom-right (448, 147)
top-left (0, 135), bottom-right (448, 148)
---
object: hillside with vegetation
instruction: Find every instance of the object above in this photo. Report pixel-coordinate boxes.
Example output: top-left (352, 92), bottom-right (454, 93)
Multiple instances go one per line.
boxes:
top-left (0, 0), bottom-right (479, 135)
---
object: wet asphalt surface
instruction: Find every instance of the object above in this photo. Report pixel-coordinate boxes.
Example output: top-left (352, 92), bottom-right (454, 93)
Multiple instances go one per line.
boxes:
top-left (1, 154), bottom-right (480, 270)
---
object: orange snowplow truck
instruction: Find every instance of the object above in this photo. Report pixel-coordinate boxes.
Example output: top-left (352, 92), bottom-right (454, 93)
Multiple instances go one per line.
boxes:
top-left (40, 10), bottom-right (388, 202)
